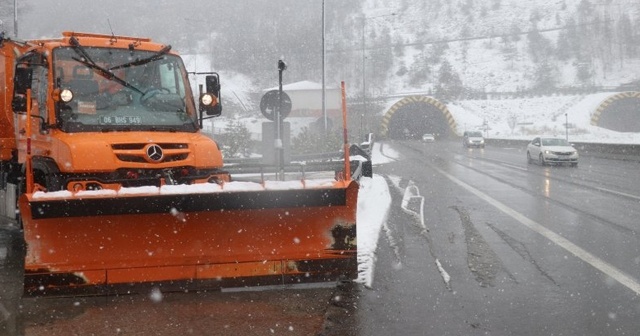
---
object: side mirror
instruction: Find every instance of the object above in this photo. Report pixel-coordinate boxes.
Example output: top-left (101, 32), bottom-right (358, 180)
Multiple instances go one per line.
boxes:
top-left (199, 74), bottom-right (222, 117)
top-left (205, 75), bottom-right (220, 94)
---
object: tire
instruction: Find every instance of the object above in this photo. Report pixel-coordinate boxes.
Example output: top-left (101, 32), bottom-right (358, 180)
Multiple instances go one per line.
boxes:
top-left (539, 154), bottom-right (546, 166)
top-left (571, 162), bottom-right (578, 167)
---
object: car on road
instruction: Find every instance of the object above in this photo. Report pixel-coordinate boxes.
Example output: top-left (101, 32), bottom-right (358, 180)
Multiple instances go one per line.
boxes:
top-left (463, 131), bottom-right (485, 148)
top-left (421, 133), bottom-right (435, 143)
top-left (526, 137), bottom-right (579, 167)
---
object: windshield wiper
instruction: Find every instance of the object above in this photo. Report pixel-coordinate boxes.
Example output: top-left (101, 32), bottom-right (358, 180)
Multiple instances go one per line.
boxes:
top-left (71, 56), bottom-right (145, 96)
top-left (109, 45), bottom-right (172, 71)
top-left (69, 36), bottom-right (97, 66)
top-left (68, 36), bottom-right (145, 96)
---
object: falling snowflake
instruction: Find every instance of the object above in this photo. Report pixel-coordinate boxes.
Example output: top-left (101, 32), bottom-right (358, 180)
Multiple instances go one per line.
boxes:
top-left (149, 287), bottom-right (163, 303)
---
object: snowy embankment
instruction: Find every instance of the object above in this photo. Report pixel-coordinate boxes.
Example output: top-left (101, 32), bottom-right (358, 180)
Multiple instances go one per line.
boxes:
top-left (448, 93), bottom-right (640, 144)
top-left (355, 143), bottom-right (396, 287)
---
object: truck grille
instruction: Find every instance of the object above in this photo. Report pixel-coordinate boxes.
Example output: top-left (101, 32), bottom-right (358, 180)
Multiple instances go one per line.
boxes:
top-left (112, 143), bottom-right (190, 163)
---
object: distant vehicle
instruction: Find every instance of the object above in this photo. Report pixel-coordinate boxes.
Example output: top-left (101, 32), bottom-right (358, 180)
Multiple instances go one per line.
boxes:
top-left (463, 131), bottom-right (485, 148)
top-left (527, 137), bottom-right (579, 167)
top-left (422, 133), bottom-right (435, 142)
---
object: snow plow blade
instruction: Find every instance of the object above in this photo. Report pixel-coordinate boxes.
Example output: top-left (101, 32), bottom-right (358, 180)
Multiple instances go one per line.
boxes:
top-left (19, 180), bottom-right (358, 295)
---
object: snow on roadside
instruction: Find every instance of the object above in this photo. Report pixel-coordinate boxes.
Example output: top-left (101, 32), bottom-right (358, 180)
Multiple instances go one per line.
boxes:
top-left (356, 174), bottom-right (391, 288)
top-left (354, 140), bottom-right (396, 287)
top-left (371, 142), bottom-right (400, 165)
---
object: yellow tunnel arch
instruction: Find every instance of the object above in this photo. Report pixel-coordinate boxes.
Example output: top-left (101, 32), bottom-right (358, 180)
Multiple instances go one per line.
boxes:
top-left (380, 96), bottom-right (458, 138)
top-left (591, 91), bottom-right (640, 131)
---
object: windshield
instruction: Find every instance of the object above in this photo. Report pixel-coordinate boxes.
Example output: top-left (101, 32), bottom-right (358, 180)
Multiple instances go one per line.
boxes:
top-left (541, 138), bottom-right (570, 146)
top-left (468, 132), bottom-right (483, 137)
top-left (52, 47), bottom-right (198, 132)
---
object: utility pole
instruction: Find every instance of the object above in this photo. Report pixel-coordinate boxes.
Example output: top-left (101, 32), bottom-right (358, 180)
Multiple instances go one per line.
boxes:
top-left (14, 0), bottom-right (18, 37)
top-left (565, 113), bottom-right (569, 141)
top-left (321, 0), bottom-right (327, 133)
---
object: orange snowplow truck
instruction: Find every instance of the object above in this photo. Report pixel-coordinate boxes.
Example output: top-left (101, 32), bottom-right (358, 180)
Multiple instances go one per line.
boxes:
top-left (0, 32), bottom-right (358, 295)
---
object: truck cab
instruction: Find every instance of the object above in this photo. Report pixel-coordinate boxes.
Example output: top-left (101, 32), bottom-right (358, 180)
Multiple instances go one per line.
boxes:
top-left (8, 32), bottom-right (226, 193)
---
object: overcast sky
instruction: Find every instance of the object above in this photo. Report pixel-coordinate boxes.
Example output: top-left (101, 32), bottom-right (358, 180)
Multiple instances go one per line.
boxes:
top-left (16, 0), bottom-right (238, 40)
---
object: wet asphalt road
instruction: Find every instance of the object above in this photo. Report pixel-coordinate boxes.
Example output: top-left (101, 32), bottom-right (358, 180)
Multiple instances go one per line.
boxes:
top-left (356, 140), bottom-right (640, 335)
top-left (2, 139), bottom-right (640, 335)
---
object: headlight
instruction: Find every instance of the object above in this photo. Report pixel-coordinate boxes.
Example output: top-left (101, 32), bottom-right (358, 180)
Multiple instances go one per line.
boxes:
top-left (60, 89), bottom-right (74, 103)
top-left (200, 93), bottom-right (216, 106)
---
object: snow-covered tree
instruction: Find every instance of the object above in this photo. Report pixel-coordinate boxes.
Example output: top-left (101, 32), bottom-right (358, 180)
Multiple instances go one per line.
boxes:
top-left (435, 60), bottom-right (463, 102)
top-left (222, 120), bottom-right (252, 158)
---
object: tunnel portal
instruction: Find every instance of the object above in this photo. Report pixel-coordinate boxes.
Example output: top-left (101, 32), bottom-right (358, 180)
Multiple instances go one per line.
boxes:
top-left (381, 96), bottom-right (457, 140)
top-left (592, 92), bottom-right (640, 132)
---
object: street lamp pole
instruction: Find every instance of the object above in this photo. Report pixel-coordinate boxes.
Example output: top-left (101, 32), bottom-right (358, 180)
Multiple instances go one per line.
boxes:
top-left (13, 0), bottom-right (18, 37)
top-left (322, 0), bottom-right (327, 133)
top-left (565, 113), bottom-right (568, 141)
top-left (362, 18), bottom-right (366, 139)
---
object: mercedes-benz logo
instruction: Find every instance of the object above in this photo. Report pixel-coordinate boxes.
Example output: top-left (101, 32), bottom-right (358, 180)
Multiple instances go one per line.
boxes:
top-left (146, 144), bottom-right (164, 162)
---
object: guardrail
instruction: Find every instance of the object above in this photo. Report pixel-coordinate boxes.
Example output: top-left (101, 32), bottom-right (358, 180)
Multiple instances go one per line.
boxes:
top-left (485, 138), bottom-right (640, 162)
top-left (224, 144), bottom-right (373, 181)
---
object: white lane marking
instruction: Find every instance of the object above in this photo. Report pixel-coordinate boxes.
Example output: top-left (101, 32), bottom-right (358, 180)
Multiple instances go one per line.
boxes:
top-left (480, 158), bottom-right (640, 201)
top-left (593, 185), bottom-right (640, 201)
top-left (401, 183), bottom-right (426, 231)
top-left (402, 183), bottom-right (450, 287)
top-left (435, 259), bottom-right (451, 288)
top-left (430, 164), bottom-right (640, 296)
top-left (500, 162), bottom-right (528, 171)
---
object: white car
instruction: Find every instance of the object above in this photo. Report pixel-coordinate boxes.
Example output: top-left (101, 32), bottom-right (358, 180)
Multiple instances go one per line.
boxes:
top-left (421, 133), bottom-right (435, 142)
top-left (527, 137), bottom-right (579, 167)
top-left (463, 131), bottom-right (485, 148)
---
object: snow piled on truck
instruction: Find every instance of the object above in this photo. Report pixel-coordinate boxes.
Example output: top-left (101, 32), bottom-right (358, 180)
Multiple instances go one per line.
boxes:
top-left (31, 178), bottom-right (339, 200)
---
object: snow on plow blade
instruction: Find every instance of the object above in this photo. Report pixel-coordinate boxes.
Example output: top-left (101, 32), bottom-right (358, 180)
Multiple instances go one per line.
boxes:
top-left (19, 179), bottom-right (358, 295)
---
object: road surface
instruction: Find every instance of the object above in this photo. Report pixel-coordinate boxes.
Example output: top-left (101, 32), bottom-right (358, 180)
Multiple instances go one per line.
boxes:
top-left (2, 139), bottom-right (639, 335)
top-left (355, 139), bottom-right (640, 335)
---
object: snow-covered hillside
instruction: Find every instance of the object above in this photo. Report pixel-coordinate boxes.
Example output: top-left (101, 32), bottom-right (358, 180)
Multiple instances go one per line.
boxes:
top-left (448, 93), bottom-right (640, 144)
top-left (362, 0), bottom-right (640, 95)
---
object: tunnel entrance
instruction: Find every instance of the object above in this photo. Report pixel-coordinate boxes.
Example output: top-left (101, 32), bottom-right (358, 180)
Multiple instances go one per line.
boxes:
top-left (381, 96), bottom-right (456, 140)
top-left (593, 93), bottom-right (640, 132)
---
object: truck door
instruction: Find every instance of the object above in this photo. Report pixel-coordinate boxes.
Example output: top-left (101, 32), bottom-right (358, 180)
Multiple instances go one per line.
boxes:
top-left (13, 52), bottom-right (51, 162)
